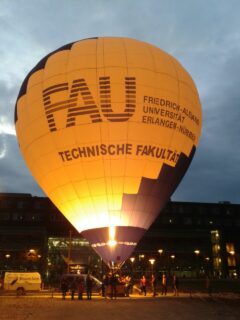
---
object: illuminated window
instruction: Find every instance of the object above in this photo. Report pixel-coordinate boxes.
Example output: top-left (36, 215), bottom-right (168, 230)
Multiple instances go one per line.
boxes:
top-left (227, 256), bottom-right (236, 267)
top-left (213, 257), bottom-right (222, 268)
top-left (226, 243), bottom-right (235, 254)
top-left (212, 244), bottom-right (220, 255)
top-left (211, 230), bottom-right (220, 242)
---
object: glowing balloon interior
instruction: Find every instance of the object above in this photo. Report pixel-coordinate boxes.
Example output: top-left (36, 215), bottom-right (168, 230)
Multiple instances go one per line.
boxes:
top-left (15, 37), bottom-right (202, 268)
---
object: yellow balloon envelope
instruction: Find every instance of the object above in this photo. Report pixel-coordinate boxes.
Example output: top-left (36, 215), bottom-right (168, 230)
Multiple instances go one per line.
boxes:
top-left (15, 37), bottom-right (202, 268)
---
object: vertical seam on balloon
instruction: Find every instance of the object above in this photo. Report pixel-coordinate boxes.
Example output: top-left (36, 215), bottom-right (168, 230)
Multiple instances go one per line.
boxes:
top-left (79, 41), bottom-right (101, 230)
top-left (140, 44), bottom-right (156, 228)
top-left (122, 38), bottom-right (129, 228)
top-left (95, 37), bottom-right (109, 230)
top-left (102, 37), bottom-right (112, 227)
top-left (50, 47), bottom-right (80, 230)
top-left (65, 42), bottom-right (86, 230)
top-left (122, 39), bottom-right (139, 229)
top-left (168, 55), bottom-right (181, 158)
top-left (138, 44), bottom-right (160, 228)
top-left (166, 56), bottom-right (186, 202)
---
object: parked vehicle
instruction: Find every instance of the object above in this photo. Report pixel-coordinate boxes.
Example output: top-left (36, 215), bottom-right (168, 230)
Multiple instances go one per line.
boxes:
top-left (2, 272), bottom-right (42, 295)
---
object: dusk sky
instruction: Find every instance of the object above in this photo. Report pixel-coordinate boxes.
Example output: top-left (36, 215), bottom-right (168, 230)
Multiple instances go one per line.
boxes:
top-left (0, 0), bottom-right (240, 204)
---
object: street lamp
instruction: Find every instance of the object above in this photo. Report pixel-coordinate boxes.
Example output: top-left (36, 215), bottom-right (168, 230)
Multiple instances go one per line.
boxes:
top-left (194, 250), bottom-right (200, 277)
top-left (149, 258), bottom-right (155, 275)
top-left (169, 255), bottom-right (175, 273)
top-left (130, 257), bottom-right (135, 276)
top-left (158, 249), bottom-right (163, 255)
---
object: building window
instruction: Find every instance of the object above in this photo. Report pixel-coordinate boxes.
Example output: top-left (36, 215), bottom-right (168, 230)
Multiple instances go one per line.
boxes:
top-left (226, 243), bottom-right (235, 254)
top-left (213, 257), bottom-right (222, 268)
top-left (12, 212), bottom-right (24, 221)
top-left (159, 217), bottom-right (170, 225)
top-left (226, 243), bottom-right (236, 267)
top-left (227, 256), bottom-right (236, 267)
top-left (17, 201), bottom-right (25, 209)
top-left (212, 244), bottom-right (221, 255)
top-left (211, 207), bottom-right (220, 215)
top-left (34, 201), bottom-right (42, 209)
top-left (194, 217), bottom-right (203, 225)
top-left (222, 219), bottom-right (232, 226)
top-left (211, 230), bottom-right (220, 242)
top-left (170, 205), bottom-right (178, 214)
top-left (2, 200), bottom-right (12, 209)
top-left (24, 212), bottom-right (41, 221)
top-left (183, 217), bottom-right (192, 225)
top-left (0, 212), bottom-right (10, 221)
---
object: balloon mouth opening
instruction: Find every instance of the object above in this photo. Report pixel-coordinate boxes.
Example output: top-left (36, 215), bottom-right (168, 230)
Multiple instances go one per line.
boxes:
top-left (107, 239), bottom-right (117, 247)
top-left (82, 226), bottom-right (146, 268)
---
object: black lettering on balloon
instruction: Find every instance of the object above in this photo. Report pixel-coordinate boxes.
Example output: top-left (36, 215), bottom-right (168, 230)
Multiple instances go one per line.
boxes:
top-left (42, 76), bottom-right (136, 132)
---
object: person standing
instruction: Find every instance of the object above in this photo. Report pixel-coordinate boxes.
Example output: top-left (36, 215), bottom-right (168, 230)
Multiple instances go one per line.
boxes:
top-left (173, 274), bottom-right (179, 296)
top-left (140, 275), bottom-right (147, 296)
top-left (151, 274), bottom-right (157, 297)
top-left (124, 275), bottom-right (131, 297)
top-left (102, 273), bottom-right (109, 298)
top-left (109, 272), bottom-right (118, 299)
top-left (161, 274), bottom-right (167, 296)
top-left (86, 274), bottom-right (93, 300)
top-left (61, 278), bottom-right (68, 300)
top-left (205, 276), bottom-right (212, 296)
top-left (70, 279), bottom-right (77, 300)
top-left (78, 276), bottom-right (84, 300)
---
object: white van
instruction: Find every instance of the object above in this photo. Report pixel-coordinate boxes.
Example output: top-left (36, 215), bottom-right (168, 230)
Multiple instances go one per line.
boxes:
top-left (3, 272), bottom-right (42, 295)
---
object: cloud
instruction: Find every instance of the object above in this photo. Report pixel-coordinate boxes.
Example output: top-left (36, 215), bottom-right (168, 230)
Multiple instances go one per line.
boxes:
top-left (0, 134), bottom-right (44, 195)
top-left (173, 40), bottom-right (240, 203)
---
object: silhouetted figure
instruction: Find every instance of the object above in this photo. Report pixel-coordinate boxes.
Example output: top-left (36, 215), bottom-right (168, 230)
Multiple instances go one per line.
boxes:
top-left (86, 274), bottom-right (93, 300)
top-left (140, 275), bottom-right (147, 296)
top-left (78, 277), bottom-right (84, 300)
top-left (161, 274), bottom-right (167, 295)
top-left (110, 272), bottom-right (118, 299)
top-left (151, 274), bottom-right (157, 296)
top-left (173, 274), bottom-right (179, 296)
top-left (124, 275), bottom-right (131, 297)
top-left (61, 278), bottom-right (68, 300)
top-left (70, 279), bottom-right (77, 300)
top-left (102, 273), bottom-right (109, 298)
top-left (205, 276), bottom-right (212, 296)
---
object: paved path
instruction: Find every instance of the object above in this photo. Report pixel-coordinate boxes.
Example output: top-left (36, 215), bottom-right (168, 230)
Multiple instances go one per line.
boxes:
top-left (0, 294), bottom-right (240, 320)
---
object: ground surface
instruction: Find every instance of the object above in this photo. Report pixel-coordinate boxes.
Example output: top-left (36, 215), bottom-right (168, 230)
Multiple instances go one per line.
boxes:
top-left (0, 294), bottom-right (240, 320)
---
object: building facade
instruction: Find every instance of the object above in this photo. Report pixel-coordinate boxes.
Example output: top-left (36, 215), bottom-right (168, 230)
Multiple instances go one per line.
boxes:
top-left (0, 193), bottom-right (240, 282)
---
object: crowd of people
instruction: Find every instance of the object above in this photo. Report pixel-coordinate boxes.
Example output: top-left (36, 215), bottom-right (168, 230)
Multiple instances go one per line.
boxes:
top-left (102, 272), bottom-right (133, 299)
top-left (139, 273), bottom-right (179, 297)
top-left (60, 272), bottom-right (180, 300)
top-left (60, 274), bottom-right (94, 300)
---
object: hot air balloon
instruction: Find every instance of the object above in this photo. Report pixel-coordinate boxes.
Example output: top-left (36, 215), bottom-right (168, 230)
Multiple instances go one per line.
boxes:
top-left (15, 37), bottom-right (202, 269)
